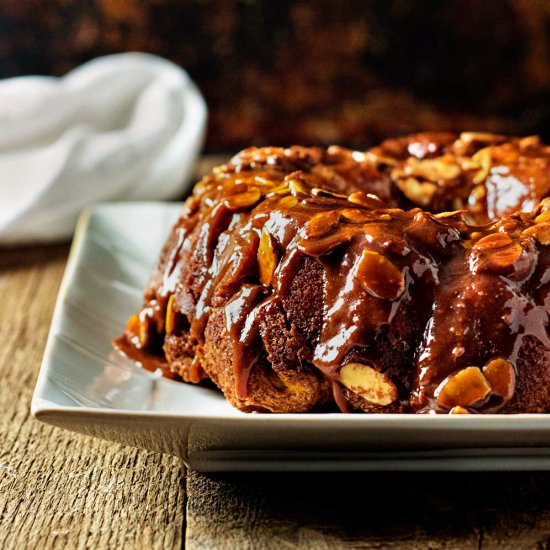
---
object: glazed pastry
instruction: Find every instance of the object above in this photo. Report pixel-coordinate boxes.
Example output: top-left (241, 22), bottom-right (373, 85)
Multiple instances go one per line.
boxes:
top-left (115, 132), bottom-right (550, 414)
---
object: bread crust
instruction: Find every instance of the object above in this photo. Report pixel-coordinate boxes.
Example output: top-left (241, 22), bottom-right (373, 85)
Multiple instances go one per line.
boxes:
top-left (116, 133), bottom-right (550, 414)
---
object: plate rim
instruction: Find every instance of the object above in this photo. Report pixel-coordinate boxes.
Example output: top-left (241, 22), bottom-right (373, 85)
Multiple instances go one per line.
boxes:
top-left (31, 202), bottom-right (550, 430)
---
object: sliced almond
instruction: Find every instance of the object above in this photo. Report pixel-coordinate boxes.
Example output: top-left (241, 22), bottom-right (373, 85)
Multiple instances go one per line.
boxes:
top-left (287, 178), bottom-right (310, 197)
top-left (523, 222), bottom-right (550, 246)
top-left (340, 208), bottom-right (373, 224)
top-left (395, 177), bottom-right (438, 206)
top-left (254, 175), bottom-right (277, 187)
top-left (365, 150), bottom-right (398, 166)
top-left (408, 157), bottom-right (462, 180)
top-left (460, 131), bottom-right (500, 144)
top-left (298, 227), bottom-right (356, 256)
top-left (268, 183), bottom-right (291, 196)
top-left (138, 313), bottom-right (150, 348)
top-left (535, 211), bottom-right (550, 224)
top-left (305, 210), bottom-right (341, 238)
top-left (311, 187), bottom-right (348, 200)
top-left (340, 363), bottom-right (398, 406)
top-left (165, 294), bottom-right (176, 335)
top-left (472, 232), bottom-right (523, 272)
top-left (474, 232), bottom-right (514, 250)
top-left (355, 249), bottom-right (405, 301)
top-left (258, 228), bottom-right (277, 286)
top-left (277, 195), bottom-right (298, 209)
top-left (519, 135), bottom-right (540, 150)
top-left (436, 366), bottom-right (491, 408)
top-left (223, 189), bottom-right (262, 211)
top-left (449, 406), bottom-right (471, 414)
top-left (471, 148), bottom-right (492, 184)
top-left (483, 358), bottom-right (515, 401)
top-left (347, 191), bottom-right (387, 209)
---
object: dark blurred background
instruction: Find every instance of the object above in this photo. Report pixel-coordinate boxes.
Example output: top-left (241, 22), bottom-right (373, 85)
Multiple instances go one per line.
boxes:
top-left (1, 0), bottom-right (549, 152)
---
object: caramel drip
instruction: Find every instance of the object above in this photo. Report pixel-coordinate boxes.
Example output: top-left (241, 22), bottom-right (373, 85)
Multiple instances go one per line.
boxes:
top-left (224, 284), bottom-right (266, 399)
top-left (112, 335), bottom-right (180, 381)
top-left (116, 134), bottom-right (550, 412)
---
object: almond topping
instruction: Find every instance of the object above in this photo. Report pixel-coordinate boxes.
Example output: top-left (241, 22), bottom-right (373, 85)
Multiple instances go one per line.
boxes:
top-left (165, 294), bottom-right (176, 335)
top-left (288, 178), bottom-right (310, 197)
top-left (355, 249), bottom-right (405, 301)
top-left (267, 183), bottom-right (291, 196)
top-left (258, 229), bottom-right (277, 286)
top-left (471, 148), bottom-right (492, 184)
top-left (483, 358), bottom-right (515, 401)
top-left (449, 406), bottom-right (471, 414)
top-left (223, 189), bottom-right (262, 211)
top-left (138, 314), bottom-right (150, 348)
top-left (395, 177), bottom-right (438, 206)
top-left (298, 227), bottom-right (356, 256)
top-left (340, 363), bottom-right (398, 406)
top-left (523, 222), bottom-right (550, 246)
top-left (277, 195), bottom-right (298, 209)
top-left (535, 211), bottom-right (550, 224)
top-left (305, 210), bottom-right (341, 238)
top-left (471, 232), bottom-right (523, 272)
top-left (406, 157), bottom-right (462, 180)
top-left (519, 135), bottom-right (540, 150)
top-left (365, 151), bottom-right (398, 166)
top-left (347, 191), bottom-right (387, 209)
top-left (460, 131), bottom-right (500, 144)
top-left (436, 366), bottom-right (491, 408)
top-left (340, 208), bottom-right (373, 224)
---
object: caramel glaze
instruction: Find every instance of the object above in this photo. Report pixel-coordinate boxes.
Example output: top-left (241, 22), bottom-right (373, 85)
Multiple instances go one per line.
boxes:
top-left (116, 133), bottom-right (550, 413)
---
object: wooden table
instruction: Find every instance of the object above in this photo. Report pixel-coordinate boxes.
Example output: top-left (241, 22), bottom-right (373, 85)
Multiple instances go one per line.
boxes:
top-left (3, 161), bottom-right (550, 549)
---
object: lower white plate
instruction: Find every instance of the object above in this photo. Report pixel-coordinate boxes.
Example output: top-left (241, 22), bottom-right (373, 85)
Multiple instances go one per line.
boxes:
top-left (32, 203), bottom-right (550, 471)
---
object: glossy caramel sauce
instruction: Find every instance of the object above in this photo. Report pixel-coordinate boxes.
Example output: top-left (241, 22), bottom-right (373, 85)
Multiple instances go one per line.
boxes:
top-left (116, 133), bottom-right (550, 413)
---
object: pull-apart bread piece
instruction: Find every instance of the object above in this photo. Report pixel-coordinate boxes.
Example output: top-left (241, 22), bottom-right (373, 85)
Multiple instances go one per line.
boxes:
top-left (116, 133), bottom-right (550, 414)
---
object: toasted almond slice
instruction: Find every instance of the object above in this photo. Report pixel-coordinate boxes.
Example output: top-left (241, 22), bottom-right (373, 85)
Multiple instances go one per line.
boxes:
top-left (340, 208), bottom-right (373, 223)
top-left (340, 363), bottom-right (397, 406)
top-left (472, 232), bottom-right (523, 271)
top-left (258, 229), bottom-right (277, 286)
top-left (436, 366), bottom-right (491, 408)
top-left (355, 249), bottom-right (405, 301)
top-left (223, 189), bottom-right (262, 211)
top-left (347, 191), bottom-right (387, 209)
top-left (535, 211), bottom-right (550, 224)
top-left (277, 195), bottom-right (298, 209)
top-left (449, 406), bottom-right (471, 414)
top-left (395, 177), bottom-right (438, 206)
top-left (287, 178), bottom-right (310, 197)
top-left (305, 210), bottom-right (341, 238)
top-left (519, 135), bottom-right (540, 150)
top-left (165, 294), bottom-right (176, 335)
top-left (460, 131), bottom-right (500, 143)
top-left (483, 358), bottom-right (515, 401)
top-left (138, 314), bottom-right (150, 348)
top-left (471, 148), bottom-right (492, 183)
top-left (523, 222), bottom-right (550, 246)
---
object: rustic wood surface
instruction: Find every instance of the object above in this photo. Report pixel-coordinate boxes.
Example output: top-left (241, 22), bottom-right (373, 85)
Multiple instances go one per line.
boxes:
top-left (0, 244), bottom-right (185, 549)
top-left (2, 158), bottom-right (550, 549)
top-left (186, 470), bottom-right (550, 549)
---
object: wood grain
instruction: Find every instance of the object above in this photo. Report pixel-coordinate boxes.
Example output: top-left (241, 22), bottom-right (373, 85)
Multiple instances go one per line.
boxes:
top-left (4, 156), bottom-right (550, 549)
top-left (0, 156), bottom-right (230, 548)
top-left (185, 470), bottom-right (550, 549)
top-left (0, 246), bottom-right (184, 549)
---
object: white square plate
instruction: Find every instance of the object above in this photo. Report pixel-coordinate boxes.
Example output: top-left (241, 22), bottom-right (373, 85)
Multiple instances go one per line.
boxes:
top-left (32, 203), bottom-right (550, 471)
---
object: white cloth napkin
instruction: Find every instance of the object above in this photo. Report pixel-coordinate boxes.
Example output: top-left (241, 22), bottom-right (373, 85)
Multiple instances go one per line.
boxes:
top-left (0, 53), bottom-right (207, 245)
